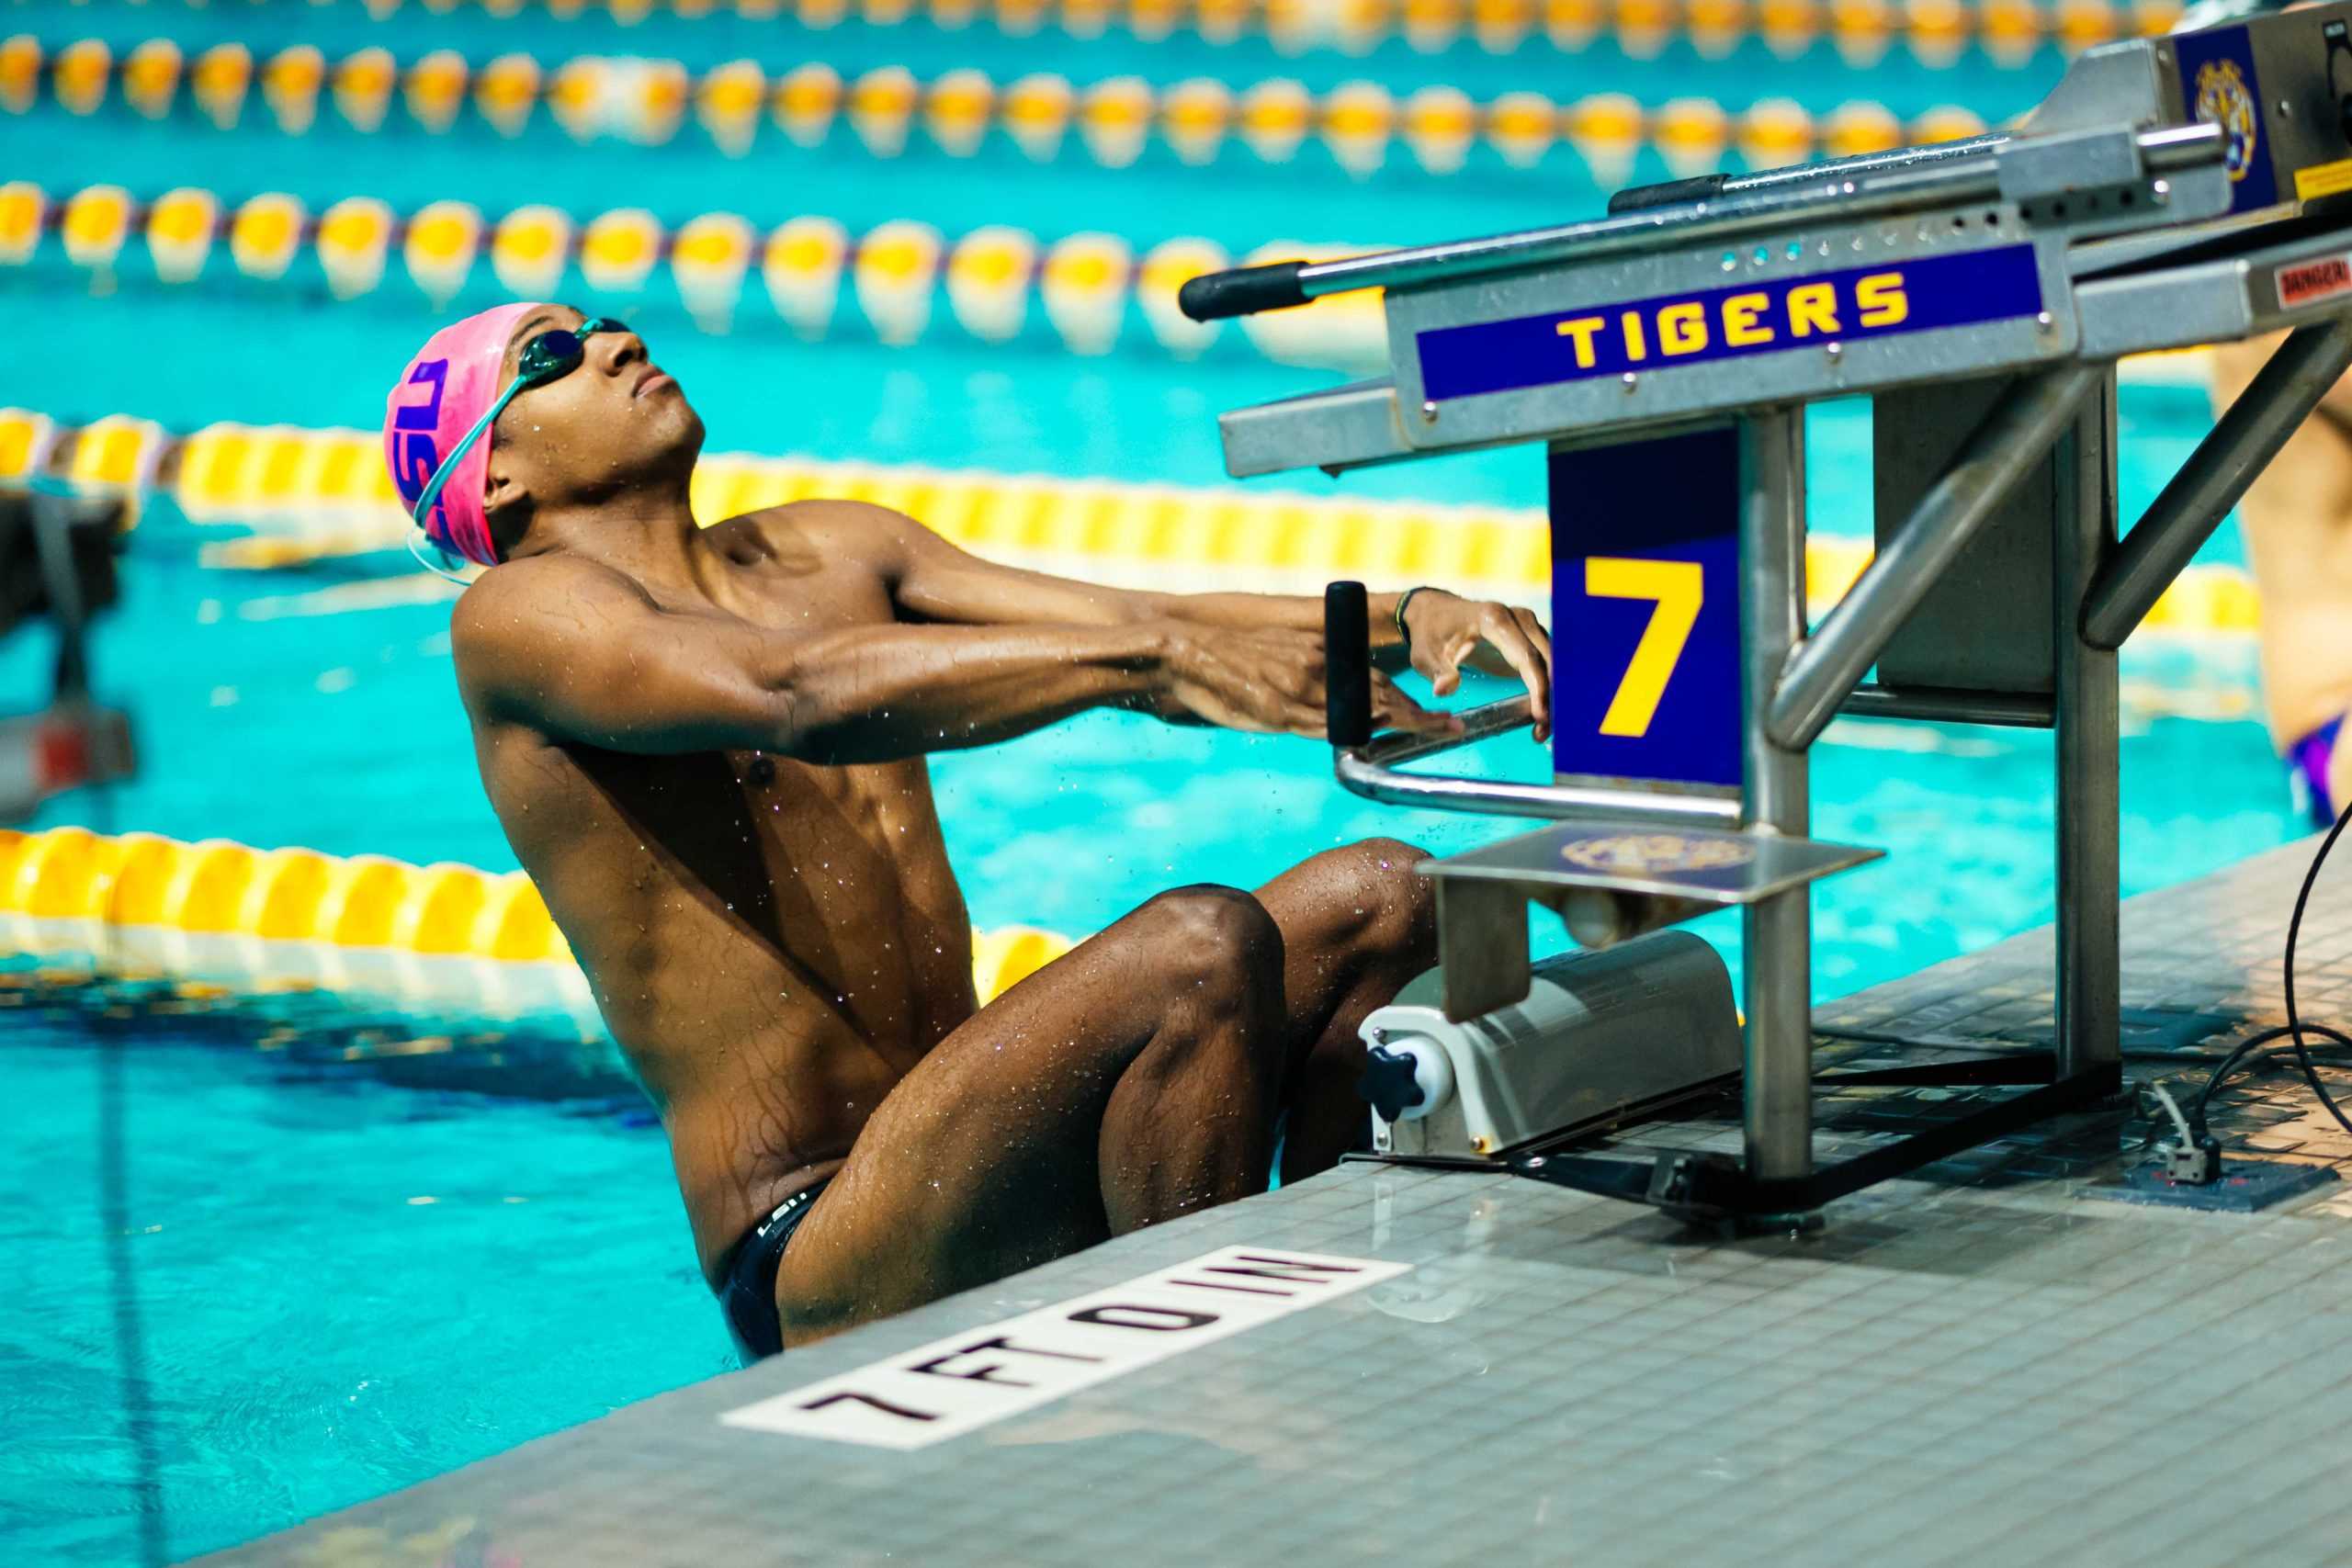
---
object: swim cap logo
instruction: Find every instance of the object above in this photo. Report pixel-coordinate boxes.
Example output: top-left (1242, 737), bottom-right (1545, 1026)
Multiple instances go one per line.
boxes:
top-left (388, 356), bottom-right (449, 523)
top-left (1560, 833), bottom-right (1755, 874)
top-left (2194, 59), bottom-right (2258, 183)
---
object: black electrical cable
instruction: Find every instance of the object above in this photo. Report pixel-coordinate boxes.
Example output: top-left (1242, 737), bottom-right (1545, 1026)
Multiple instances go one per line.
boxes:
top-left (2190, 791), bottom-right (2352, 1144)
top-left (2190, 1021), bottom-right (2352, 1131)
top-left (2277, 791), bottom-right (2352, 1139)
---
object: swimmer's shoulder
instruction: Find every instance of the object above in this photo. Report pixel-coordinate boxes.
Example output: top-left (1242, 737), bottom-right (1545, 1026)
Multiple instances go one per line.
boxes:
top-left (716, 497), bottom-right (926, 571)
top-left (449, 556), bottom-right (660, 710)
top-left (454, 553), bottom-right (650, 642)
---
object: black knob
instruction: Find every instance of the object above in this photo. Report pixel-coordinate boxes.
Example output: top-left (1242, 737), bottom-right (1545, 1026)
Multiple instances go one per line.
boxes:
top-left (1178, 260), bottom-right (1308, 322)
top-left (1358, 1043), bottom-right (1427, 1122)
top-left (1606, 174), bottom-right (1725, 214)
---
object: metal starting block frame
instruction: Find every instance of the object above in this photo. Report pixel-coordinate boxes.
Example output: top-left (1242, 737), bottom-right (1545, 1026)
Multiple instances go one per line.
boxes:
top-left (1183, 4), bottom-right (2352, 1221)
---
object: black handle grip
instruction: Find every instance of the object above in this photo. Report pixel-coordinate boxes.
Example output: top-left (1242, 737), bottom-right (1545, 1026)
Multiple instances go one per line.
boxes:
top-left (1606, 174), bottom-right (1726, 214)
top-left (1324, 581), bottom-right (1373, 750)
top-left (1179, 261), bottom-right (1309, 322)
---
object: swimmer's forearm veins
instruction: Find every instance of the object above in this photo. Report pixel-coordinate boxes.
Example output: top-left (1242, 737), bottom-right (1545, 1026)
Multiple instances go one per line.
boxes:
top-left (456, 555), bottom-right (1375, 759)
top-left (752, 619), bottom-right (1196, 761)
top-left (1128, 590), bottom-right (1406, 647)
top-left (456, 565), bottom-right (1193, 761)
top-left (876, 500), bottom-right (1541, 735)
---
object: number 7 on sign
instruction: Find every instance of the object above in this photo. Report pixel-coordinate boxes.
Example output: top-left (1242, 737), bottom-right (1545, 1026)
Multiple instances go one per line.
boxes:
top-left (1584, 558), bottom-right (1704, 739)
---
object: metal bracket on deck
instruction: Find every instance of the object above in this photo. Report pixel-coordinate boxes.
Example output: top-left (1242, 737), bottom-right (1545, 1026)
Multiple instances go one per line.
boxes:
top-left (1503, 1057), bottom-right (2125, 1224)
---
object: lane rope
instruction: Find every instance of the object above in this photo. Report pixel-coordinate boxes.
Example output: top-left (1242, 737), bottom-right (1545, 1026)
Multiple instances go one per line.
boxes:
top-left (0, 405), bottom-right (2265, 637)
top-left (7, 33), bottom-right (2007, 177)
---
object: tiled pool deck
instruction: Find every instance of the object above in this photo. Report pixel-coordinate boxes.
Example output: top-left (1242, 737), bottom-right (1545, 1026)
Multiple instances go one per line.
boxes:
top-left (194, 838), bottom-right (2352, 1567)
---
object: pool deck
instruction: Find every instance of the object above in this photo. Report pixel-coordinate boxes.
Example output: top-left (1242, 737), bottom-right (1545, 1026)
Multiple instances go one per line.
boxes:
top-left (192, 838), bottom-right (2352, 1567)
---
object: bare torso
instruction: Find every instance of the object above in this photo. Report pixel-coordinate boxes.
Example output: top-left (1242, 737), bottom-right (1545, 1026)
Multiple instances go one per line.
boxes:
top-left (460, 507), bottom-right (977, 1284)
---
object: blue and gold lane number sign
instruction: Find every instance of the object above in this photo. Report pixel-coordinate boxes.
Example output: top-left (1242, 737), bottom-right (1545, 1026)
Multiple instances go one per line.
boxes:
top-left (1550, 427), bottom-right (1743, 790)
top-left (1417, 246), bottom-right (2043, 401)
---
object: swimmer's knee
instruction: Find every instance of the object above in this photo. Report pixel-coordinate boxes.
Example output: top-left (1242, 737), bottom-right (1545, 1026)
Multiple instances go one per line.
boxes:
top-left (1137, 884), bottom-right (1283, 990)
top-left (1341, 837), bottom-right (1432, 886)
top-left (1319, 838), bottom-right (1436, 952)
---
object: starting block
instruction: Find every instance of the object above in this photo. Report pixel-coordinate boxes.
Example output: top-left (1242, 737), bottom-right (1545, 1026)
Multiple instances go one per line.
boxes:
top-left (1185, 5), bottom-right (2352, 1220)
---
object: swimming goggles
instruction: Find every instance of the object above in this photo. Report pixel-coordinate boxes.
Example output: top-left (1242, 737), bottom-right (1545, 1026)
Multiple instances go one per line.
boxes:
top-left (406, 315), bottom-right (632, 580)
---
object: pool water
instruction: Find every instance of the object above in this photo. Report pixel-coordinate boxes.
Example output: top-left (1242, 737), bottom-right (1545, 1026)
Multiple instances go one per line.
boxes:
top-left (3, 690), bottom-right (2305, 1568)
top-left (0, 493), bottom-right (2302, 1568)
top-left (4, 1009), bottom-right (719, 1568)
top-left (0, 1), bottom-right (2312, 1562)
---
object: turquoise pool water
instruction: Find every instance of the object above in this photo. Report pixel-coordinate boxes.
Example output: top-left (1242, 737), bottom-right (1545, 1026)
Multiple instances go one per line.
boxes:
top-left (0, 3), bottom-right (2310, 1562)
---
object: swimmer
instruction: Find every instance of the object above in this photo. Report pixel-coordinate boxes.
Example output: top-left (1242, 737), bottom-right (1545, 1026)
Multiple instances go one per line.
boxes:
top-left (2209, 336), bottom-right (2352, 828)
top-left (383, 303), bottom-right (1555, 1358)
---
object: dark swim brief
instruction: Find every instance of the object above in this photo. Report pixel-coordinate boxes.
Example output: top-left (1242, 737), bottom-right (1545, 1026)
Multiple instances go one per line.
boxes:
top-left (2289, 715), bottom-right (2346, 831)
top-left (718, 1178), bottom-right (831, 1361)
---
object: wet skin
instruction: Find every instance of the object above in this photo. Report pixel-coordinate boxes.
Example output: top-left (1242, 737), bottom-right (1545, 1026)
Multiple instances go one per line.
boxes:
top-left (446, 307), bottom-right (1556, 1345)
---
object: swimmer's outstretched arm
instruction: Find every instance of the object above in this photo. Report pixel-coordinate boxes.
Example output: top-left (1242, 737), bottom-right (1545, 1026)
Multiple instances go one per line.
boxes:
top-left (450, 553), bottom-right (1451, 764)
top-left (858, 499), bottom-right (1557, 743)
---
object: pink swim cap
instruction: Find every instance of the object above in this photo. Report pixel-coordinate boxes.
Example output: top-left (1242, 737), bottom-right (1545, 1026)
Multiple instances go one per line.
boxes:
top-left (383, 301), bottom-right (548, 569)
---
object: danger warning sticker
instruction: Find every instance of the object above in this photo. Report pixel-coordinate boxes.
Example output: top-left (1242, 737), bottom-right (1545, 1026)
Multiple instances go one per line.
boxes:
top-left (2277, 254), bottom-right (2352, 310)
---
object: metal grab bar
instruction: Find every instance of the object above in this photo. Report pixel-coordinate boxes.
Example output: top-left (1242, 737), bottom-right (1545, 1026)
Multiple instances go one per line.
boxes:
top-left (1767, 361), bottom-right (2106, 751)
top-left (1838, 683), bottom-right (2055, 728)
top-left (1334, 696), bottom-right (1744, 825)
top-left (2082, 313), bottom-right (2352, 650)
top-left (1179, 122), bottom-right (2222, 321)
top-left (1354, 693), bottom-right (1533, 763)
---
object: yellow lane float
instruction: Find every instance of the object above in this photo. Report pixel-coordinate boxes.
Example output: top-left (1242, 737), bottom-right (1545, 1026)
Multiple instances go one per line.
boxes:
top-left (0, 401), bottom-right (2267, 642)
top-left (0, 827), bottom-right (1074, 1027)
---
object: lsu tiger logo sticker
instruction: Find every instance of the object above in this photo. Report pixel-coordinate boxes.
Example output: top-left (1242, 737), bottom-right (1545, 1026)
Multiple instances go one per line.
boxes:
top-left (2194, 58), bottom-right (2259, 184)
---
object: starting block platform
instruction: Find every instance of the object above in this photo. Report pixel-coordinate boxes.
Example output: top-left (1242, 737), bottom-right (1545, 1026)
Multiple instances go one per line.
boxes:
top-left (193, 837), bottom-right (2352, 1567)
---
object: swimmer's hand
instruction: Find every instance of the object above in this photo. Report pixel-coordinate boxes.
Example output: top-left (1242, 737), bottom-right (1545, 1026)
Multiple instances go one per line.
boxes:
top-left (1399, 592), bottom-right (1555, 744)
top-left (1150, 626), bottom-right (1461, 740)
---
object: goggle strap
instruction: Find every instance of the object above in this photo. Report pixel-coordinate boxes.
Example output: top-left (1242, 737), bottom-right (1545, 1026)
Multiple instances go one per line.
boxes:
top-left (407, 525), bottom-right (477, 587)
top-left (409, 378), bottom-right (523, 531)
